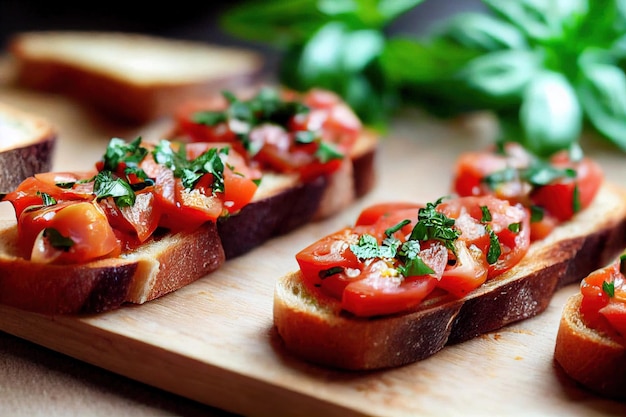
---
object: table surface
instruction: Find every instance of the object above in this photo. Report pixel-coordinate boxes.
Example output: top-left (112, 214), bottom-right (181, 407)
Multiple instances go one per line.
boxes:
top-left (2, 52), bottom-right (626, 416)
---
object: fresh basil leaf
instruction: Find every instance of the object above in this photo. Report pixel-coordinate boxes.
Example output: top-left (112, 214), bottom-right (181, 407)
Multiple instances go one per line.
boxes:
top-left (433, 12), bottom-right (528, 51)
top-left (220, 0), bottom-right (325, 45)
top-left (482, 0), bottom-right (554, 41)
top-left (520, 70), bottom-right (582, 157)
top-left (459, 49), bottom-right (539, 101)
top-left (577, 52), bottom-right (626, 150)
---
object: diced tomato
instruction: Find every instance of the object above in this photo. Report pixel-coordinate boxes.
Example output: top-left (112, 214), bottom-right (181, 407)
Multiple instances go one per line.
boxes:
top-left (342, 273), bottom-right (438, 317)
top-left (355, 202), bottom-right (422, 226)
top-left (579, 257), bottom-right (626, 338)
top-left (438, 240), bottom-right (488, 298)
top-left (19, 201), bottom-right (120, 264)
top-left (3, 172), bottom-right (94, 217)
top-left (173, 87), bottom-right (362, 181)
top-left (4, 135), bottom-right (263, 264)
top-left (452, 142), bottom-right (604, 239)
top-left (341, 241), bottom-right (447, 317)
top-left (453, 143), bottom-right (532, 202)
top-left (599, 302), bottom-right (626, 338)
top-left (296, 227), bottom-right (363, 299)
top-left (99, 192), bottom-right (160, 243)
top-left (530, 157), bottom-right (603, 222)
top-left (437, 195), bottom-right (530, 278)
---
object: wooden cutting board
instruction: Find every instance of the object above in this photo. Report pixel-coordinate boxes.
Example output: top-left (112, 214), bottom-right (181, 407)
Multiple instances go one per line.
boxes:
top-left (2, 60), bottom-right (626, 416)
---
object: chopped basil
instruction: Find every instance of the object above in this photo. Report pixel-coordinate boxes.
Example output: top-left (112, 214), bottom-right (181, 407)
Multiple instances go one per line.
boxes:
top-left (93, 170), bottom-right (136, 208)
top-left (319, 266), bottom-right (344, 279)
top-left (396, 240), bottom-right (435, 276)
top-left (348, 198), bottom-right (460, 279)
top-left (37, 191), bottom-right (57, 206)
top-left (409, 197), bottom-right (460, 252)
top-left (482, 154), bottom-right (578, 192)
top-left (153, 139), bottom-right (228, 193)
top-left (483, 167), bottom-right (517, 191)
top-left (486, 225), bottom-right (501, 265)
top-left (43, 228), bottom-right (74, 251)
top-left (350, 234), bottom-right (383, 260)
top-left (385, 219), bottom-right (411, 236)
top-left (508, 222), bottom-right (521, 233)
top-left (190, 88), bottom-right (345, 165)
top-left (102, 137), bottom-right (149, 172)
top-left (603, 281), bottom-right (615, 298)
top-left (480, 205), bottom-right (492, 222)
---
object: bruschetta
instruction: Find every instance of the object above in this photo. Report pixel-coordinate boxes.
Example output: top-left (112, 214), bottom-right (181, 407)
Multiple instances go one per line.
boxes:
top-left (554, 252), bottom-right (626, 400)
top-left (273, 143), bottom-right (626, 370)
top-left (0, 87), bottom-right (377, 315)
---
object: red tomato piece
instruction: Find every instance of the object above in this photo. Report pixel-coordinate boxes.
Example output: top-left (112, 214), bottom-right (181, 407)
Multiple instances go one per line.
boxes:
top-left (530, 157), bottom-right (603, 222)
top-left (438, 240), bottom-right (488, 298)
top-left (437, 195), bottom-right (530, 278)
top-left (341, 241), bottom-right (448, 317)
top-left (20, 201), bottom-right (120, 264)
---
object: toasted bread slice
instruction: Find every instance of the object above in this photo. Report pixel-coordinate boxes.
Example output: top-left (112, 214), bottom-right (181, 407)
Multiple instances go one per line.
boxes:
top-left (273, 182), bottom-right (626, 370)
top-left (0, 102), bottom-right (56, 191)
top-left (0, 219), bottom-right (224, 315)
top-left (8, 31), bottom-right (264, 124)
top-left (554, 293), bottom-right (626, 400)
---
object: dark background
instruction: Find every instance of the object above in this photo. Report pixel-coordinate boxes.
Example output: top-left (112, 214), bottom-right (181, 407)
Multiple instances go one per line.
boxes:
top-left (0, 0), bottom-right (485, 51)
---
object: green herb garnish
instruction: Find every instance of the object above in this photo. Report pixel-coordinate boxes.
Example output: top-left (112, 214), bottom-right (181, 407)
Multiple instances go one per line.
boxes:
top-left (485, 225), bottom-right (501, 265)
top-left (409, 197), bottom-right (460, 252)
top-left (93, 170), bottom-right (136, 208)
top-left (153, 139), bottom-right (228, 193)
top-left (43, 228), bottom-right (74, 251)
top-left (37, 192), bottom-right (57, 207)
top-left (603, 281), bottom-right (615, 298)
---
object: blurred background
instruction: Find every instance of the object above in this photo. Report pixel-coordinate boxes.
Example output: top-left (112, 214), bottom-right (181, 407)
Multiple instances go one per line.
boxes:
top-left (0, 0), bottom-right (484, 49)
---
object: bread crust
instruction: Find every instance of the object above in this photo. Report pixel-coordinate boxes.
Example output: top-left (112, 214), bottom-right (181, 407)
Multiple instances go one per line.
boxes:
top-left (8, 31), bottom-right (265, 125)
top-left (273, 183), bottom-right (626, 370)
top-left (0, 102), bottom-right (56, 191)
top-left (0, 220), bottom-right (225, 315)
top-left (554, 294), bottom-right (626, 400)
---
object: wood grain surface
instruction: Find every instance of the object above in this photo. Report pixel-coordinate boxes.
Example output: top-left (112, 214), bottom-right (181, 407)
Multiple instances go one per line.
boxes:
top-left (1, 56), bottom-right (626, 416)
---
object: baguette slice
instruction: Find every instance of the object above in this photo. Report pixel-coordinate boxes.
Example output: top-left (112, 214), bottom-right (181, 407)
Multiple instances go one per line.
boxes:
top-left (273, 182), bottom-right (626, 370)
top-left (8, 31), bottom-right (264, 125)
top-left (0, 102), bottom-right (56, 191)
top-left (0, 219), bottom-right (224, 315)
top-left (554, 294), bottom-right (626, 400)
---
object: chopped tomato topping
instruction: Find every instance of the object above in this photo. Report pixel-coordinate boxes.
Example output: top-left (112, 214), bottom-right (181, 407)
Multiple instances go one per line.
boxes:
top-left (2, 137), bottom-right (261, 264)
top-left (172, 87), bottom-right (362, 182)
top-left (296, 195), bottom-right (531, 317)
top-left (453, 142), bottom-right (603, 240)
top-left (579, 255), bottom-right (626, 341)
